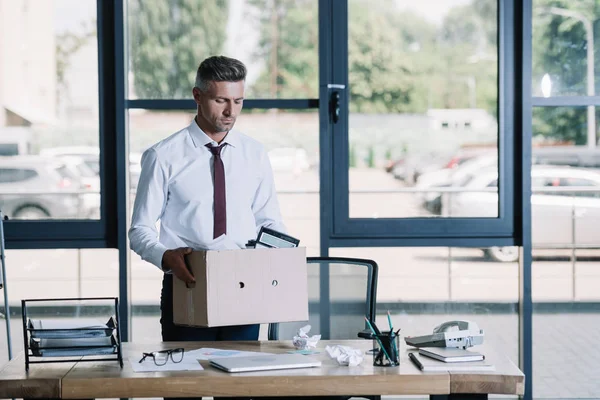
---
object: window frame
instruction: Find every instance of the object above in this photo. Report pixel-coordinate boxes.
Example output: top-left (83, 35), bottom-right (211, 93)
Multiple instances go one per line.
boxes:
top-left (323, 0), bottom-right (516, 244)
top-left (4, 0), bottom-right (118, 250)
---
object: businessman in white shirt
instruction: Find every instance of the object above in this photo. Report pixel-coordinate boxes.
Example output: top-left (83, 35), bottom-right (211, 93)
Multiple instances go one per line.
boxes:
top-left (129, 56), bottom-right (286, 343)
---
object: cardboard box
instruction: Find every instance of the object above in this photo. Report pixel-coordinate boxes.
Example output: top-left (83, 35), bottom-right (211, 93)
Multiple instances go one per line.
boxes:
top-left (173, 247), bottom-right (308, 327)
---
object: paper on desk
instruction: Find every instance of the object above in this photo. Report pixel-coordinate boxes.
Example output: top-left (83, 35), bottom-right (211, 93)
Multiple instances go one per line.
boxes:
top-left (187, 348), bottom-right (274, 361)
top-left (292, 324), bottom-right (321, 350)
top-left (326, 345), bottom-right (364, 367)
top-left (130, 353), bottom-right (204, 373)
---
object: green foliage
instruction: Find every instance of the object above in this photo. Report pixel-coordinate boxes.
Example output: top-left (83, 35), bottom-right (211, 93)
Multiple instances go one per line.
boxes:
top-left (247, 0), bottom-right (319, 98)
top-left (349, 144), bottom-right (357, 168)
top-left (532, 0), bottom-right (600, 144)
top-left (366, 145), bottom-right (375, 168)
top-left (128, 0), bottom-right (229, 98)
top-left (533, 107), bottom-right (588, 145)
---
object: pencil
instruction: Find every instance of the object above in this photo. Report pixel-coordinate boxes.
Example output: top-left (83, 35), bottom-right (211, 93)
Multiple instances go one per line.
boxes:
top-left (364, 317), bottom-right (393, 364)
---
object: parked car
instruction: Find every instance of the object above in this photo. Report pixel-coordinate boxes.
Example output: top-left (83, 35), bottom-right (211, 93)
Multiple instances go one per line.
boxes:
top-left (0, 156), bottom-right (95, 219)
top-left (418, 146), bottom-right (600, 215)
top-left (40, 146), bottom-right (143, 189)
top-left (394, 149), bottom-right (490, 185)
top-left (442, 165), bottom-right (600, 262)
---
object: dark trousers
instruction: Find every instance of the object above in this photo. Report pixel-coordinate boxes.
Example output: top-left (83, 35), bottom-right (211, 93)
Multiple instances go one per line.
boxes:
top-left (161, 274), bottom-right (259, 400)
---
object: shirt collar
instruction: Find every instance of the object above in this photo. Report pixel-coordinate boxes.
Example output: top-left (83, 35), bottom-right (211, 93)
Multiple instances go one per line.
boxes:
top-left (188, 117), bottom-right (239, 149)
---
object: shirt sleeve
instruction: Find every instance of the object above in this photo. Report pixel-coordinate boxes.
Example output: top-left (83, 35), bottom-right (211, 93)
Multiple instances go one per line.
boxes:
top-left (252, 147), bottom-right (287, 234)
top-left (128, 148), bottom-right (169, 270)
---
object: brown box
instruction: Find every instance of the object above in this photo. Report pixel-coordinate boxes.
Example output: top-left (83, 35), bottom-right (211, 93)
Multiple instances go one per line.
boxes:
top-left (172, 247), bottom-right (308, 327)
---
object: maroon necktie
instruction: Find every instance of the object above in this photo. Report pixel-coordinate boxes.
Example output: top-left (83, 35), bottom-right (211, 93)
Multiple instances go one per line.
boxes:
top-left (206, 143), bottom-right (227, 238)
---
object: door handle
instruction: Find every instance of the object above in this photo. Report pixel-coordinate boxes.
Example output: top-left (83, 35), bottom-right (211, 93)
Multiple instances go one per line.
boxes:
top-left (330, 91), bottom-right (340, 124)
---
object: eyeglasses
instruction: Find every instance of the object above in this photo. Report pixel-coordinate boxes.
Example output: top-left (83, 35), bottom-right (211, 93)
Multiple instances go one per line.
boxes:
top-left (139, 348), bottom-right (184, 366)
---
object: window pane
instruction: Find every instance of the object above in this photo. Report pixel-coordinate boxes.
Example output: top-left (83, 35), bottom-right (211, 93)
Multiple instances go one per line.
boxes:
top-left (533, 106), bottom-right (599, 147)
top-left (329, 246), bottom-right (518, 366)
top-left (0, 0), bottom-right (100, 220)
top-left (128, 109), bottom-right (320, 340)
top-left (347, 0), bottom-right (499, 218)
top-left (126, 0), bottom-right (318, 100)
top-left (532, 107), bottom-right (600, 398)
top-left (532, 1), bottom-right (599, 97)
top-left (0, 249), bottom-right (118, 365)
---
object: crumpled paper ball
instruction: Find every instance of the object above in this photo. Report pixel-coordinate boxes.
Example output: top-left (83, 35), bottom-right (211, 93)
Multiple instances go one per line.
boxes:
top-left (325, 345), bottom-right (364, 366)
top-left (292, 324), bottom-right (321, 350)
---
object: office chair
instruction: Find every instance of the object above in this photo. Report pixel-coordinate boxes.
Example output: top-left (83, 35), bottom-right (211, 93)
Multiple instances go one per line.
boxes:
top-left (268, 257), bottom-right (379, 400)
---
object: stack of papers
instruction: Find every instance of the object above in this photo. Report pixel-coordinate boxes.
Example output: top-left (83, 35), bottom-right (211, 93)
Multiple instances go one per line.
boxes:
top-left (30, 336), bottom-right (116, 357)
top-left (27, 317), bottom-right (117, 357)
top-left (418, 347), bottom-right (485, 362)
top-left (409, 351), bottom-right (495, 372)
top-left (29, 318), bottom-right (115, 339)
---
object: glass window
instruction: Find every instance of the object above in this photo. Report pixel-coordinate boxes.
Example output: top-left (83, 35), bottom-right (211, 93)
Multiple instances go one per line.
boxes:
top-left (126, 0), bottom-right (318, 99)
top-left (0, 168), bottom-right (37, 183)
top-left (532, 2), bottom-right (600, 97)
top-left (329, 246), bottom-right (518, 360)
top-left (347, 0), bottom-right (499, 219)
top-left (532, 104), bottom-right (600, 398)
top-left (128, 109), bottom-right (320, 340)
top-left (0, 249), bottom-right (118, 366)
top-left (0, 0), bottom-right (100, 220)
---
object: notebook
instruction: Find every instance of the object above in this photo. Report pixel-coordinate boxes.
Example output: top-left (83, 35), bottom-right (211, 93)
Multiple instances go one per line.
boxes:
top-left (409, 352), bottom-right (495, 372)
top-left (418, 347), bottom-right (484, 362)
top-left (209, 353), bottom-right (321, 373)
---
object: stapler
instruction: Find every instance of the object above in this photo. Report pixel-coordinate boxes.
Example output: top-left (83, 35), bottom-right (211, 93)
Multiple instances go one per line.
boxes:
top-left (404, 320), bottom-right (484, 349)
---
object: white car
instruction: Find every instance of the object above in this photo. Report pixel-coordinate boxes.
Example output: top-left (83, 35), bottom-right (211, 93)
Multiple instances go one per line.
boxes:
top-left (443, 166), bottom-right (600, 262)
top-left (40, 146), bottom-right (142, 189)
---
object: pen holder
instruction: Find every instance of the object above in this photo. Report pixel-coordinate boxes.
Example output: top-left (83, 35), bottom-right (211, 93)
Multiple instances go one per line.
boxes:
top-left (372, 331), bottom-right (400, 367)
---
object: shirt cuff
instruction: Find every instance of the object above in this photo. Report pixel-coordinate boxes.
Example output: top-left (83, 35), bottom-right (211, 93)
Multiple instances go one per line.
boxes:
top-left (147, 243), bottom-right (169, 271)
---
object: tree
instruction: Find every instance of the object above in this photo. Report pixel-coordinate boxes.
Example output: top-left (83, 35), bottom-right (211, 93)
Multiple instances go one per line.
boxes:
top-left (531, 0), bottom-right (600, 144)
top-left (246, 0), bottom-right (319, 98)
top-left (437, 0), bottom-right (498, 116)
top-left (128, 0), bottom-right (229, 98)
top-left (56, 21), bottom-right (96, 112)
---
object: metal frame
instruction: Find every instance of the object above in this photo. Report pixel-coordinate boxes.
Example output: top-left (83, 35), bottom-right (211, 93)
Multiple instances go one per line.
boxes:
top-left (21, 297), bottom-right (123, 371)
top-left (3, 0), bottom-right (119, 250)
top-left (1, 1), bottom-right (537, 397)
top-left (328, 0), bottom-right (515, 240)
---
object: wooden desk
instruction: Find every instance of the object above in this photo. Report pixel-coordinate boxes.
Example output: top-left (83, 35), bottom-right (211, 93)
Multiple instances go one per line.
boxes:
top-left (0, 340), bottom-right (524, 399)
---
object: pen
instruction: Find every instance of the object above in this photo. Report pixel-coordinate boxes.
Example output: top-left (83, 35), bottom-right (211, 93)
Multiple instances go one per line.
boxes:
top-left (365, 317), bottom-right (392, 363)
top-left (386, 311), bottom-right (399, 362)
top-left (408, 352), bottom-right (424, 370)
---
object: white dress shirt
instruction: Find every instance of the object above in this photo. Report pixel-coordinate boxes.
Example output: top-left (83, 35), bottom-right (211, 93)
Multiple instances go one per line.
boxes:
top-left (129, 119), bottom-right (286, 270)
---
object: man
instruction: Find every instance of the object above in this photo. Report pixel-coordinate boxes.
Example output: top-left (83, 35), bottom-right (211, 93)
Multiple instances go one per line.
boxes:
top-left (129, 55), bottom-right (286, 343)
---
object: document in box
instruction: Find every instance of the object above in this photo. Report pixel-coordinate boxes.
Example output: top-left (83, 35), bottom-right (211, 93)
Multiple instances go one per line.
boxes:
top-left (187, 348), bottom-right (274, 361)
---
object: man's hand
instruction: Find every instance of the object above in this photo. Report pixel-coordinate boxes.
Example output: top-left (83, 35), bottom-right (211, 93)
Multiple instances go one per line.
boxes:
top-left (162, 247), bottom-right (195, 284)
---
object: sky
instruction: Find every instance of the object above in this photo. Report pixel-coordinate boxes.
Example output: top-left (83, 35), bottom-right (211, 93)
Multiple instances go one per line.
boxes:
top-left (53, 0), bottom-right (95, 34)
top-left (395, 0), bottom-right (471, 25)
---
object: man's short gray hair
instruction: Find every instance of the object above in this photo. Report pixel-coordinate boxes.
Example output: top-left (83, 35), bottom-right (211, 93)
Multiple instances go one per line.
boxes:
top-left (194, 56), bottom-right (247, 92)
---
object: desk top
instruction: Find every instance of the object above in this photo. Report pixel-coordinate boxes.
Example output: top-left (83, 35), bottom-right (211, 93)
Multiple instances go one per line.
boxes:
top-left (0, 340), bottom-right (524, 399)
